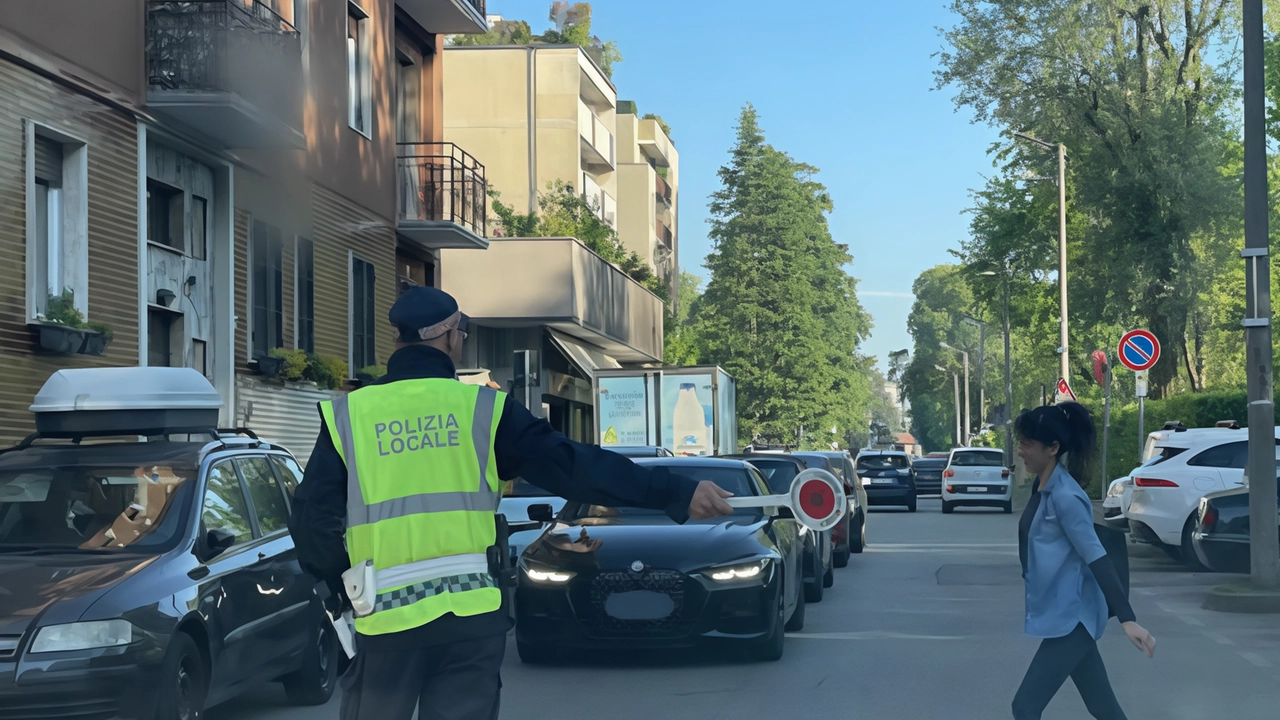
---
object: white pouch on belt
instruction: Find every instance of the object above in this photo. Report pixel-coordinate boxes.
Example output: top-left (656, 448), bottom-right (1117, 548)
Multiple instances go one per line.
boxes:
top-left (342, 559), bottom-right (376, 618)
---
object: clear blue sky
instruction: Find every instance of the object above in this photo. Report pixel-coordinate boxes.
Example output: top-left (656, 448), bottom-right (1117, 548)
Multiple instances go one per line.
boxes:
top-left (486, 1), bottom-right (1001, 372)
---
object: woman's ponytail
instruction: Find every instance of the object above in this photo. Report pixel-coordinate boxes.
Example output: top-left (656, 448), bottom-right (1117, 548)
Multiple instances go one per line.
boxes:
top-left (1057, 402), bottom-right (1097, 487)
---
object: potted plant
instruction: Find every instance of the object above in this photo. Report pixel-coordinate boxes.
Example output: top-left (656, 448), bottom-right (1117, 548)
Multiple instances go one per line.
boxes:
top-left (256, 354), bottom-right (286, 378)
top-left (35, 290), bottom-right (90, 356)
top-left (305, 354), bottom-right (349, 391)
top-left (267, 348), bottom-right (309, 382)
top-left (80, 322), bottom-right (114, 357)
top-left (355, 364), bottom-right (387, 384)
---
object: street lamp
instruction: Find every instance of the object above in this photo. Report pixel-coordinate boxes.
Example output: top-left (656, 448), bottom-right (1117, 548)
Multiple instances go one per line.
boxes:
top-left (941, 342), bottom-right (970, 446)
top-left (935, 364), bottom-right (962, 448)
top-left (962, 316), bottom-right (988, 433)
top-left (980, 269), bottom-right (1015, 465)
top-left (1014, 131), bottom-right (1069, 384)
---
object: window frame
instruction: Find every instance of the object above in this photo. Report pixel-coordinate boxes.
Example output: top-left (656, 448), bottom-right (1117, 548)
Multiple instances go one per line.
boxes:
top-left (346, 2), bottom-right (372, 138)
top-left (24, 120), bottom-right (90, 321)
top-left (295, 236), bottom-right (315, 353)
top-left (250, 219), bottom-right (285, 360)
top-left (198, 458), bottom-right (258, 559)
top-left (146, 177), bottom-right (185, 253)
top-left (268, 454), bottom-right (304, 502)
top-left (234, 456), bottom-right (291, 538)
top-left (349, 252), bottom-right (377, 375)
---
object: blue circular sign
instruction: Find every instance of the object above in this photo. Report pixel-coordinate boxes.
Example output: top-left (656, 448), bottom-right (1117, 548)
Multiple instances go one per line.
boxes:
top-left (1118, 329), bottom-right (1160, 372)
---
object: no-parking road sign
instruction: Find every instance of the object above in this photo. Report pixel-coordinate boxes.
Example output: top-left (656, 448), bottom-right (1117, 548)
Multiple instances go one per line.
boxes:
top-left (1118, 329), bottom-right (1160, 372)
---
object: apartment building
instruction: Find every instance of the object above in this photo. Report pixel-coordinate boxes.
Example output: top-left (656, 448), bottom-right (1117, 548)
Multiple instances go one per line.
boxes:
top-left (441, 44), bottom-right (672, 441)
top-left (616, 101), bottom-right (678, 293)
top-left (0, 0), bottom-right (490, 458)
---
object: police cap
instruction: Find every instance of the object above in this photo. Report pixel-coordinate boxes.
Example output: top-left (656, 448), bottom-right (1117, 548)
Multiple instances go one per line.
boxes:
top-left (389, 287), bottom-right (469, 343)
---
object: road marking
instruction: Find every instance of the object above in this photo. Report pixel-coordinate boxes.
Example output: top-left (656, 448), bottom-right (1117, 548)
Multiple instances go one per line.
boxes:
top-left (1156, 602), bottom-right (1205, 626)
top-left (1202, 631), bottom-right (1234, 646)
top-left (1238, 652), bottom-right (1272, 668)
top-left (787, 631), bottom-right (968, 641)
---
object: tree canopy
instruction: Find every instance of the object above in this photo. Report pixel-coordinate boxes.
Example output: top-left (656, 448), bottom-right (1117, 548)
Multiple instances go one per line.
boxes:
top-left (450, 2), bottom-right (622, 77)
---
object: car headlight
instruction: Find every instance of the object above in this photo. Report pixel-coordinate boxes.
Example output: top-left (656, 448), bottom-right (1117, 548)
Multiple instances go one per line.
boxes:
top-left (520, 562), bottom-right (575, 584)
top-left (31, 620), bottom-right (134, 654)
top-left (703, 558), bottom-right (772, 583)
top-left (1107, 482), bottom-right (1126, 499)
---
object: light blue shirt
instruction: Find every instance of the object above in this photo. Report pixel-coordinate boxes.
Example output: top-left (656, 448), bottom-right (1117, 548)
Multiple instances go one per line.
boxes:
top-left (1024, 464), bottom-right (1110, 640)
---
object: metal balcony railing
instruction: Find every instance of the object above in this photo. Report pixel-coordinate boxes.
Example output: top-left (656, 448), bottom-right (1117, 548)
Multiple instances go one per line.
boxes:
top-left (398, 143), bottom-right (488, 237)
top-left (656, 220), bottom-right (674, 250)
top-left (466, 0), bottom-right (487, 15)
top-left (655, 172), bottom-right (673, 204)
top-left (147, 1), bottom-right (298, 90)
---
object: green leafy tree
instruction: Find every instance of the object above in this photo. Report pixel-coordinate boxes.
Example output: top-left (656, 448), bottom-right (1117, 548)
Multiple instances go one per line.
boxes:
top-left (901, 265), bottom-right (977, 450)
top-left (693, 105), bottom-right (873, 447)
top-left (663, 271), bottom-right (703, 366)
top-left (451, 3), bottom-right (622, 78)
top-left (642, 113), bottom-right (672, 140)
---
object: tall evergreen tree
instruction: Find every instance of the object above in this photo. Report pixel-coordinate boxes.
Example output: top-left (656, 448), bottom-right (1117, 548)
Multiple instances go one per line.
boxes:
top-left (694, 105), bottom-right (873, 447)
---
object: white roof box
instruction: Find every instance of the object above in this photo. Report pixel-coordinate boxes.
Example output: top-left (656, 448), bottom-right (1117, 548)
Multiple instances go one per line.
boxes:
top-left (30, 367), bottom-right (223, 438)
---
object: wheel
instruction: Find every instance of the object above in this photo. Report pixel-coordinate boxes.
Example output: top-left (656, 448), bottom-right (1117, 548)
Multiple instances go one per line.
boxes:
top-left (784, 581), bottom-right (806, 632)
top-left (755, 586), bottom-right (786, 662)
top-left (283, 610), bottom-right (339, 705)
top-left (517, 640), bottom-right (561, 665)
top-left (848, 511), bottom-right (864, 555)
top-left (1157, 542), bottom-right (1183, 562)
top-left (154, 633), bottom-right (207, 720)
top-left (823, 565), bottom-right (834, 589)
top-left (804, 565), bottom-right (825, 603)
top-left (942, 500), bottom-right (954, 514)
top-left (906, 494), bottom-right (918, 513)
top-left (1181, 517), bottom-right (1211, 572)
top-left (1002, 501), bottom-right (1013, 514)
top-left (833, 514), bottom-right (852, 567)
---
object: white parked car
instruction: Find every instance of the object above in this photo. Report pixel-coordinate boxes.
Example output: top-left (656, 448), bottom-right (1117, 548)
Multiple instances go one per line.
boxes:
top-left (1104, 430), bottom-right (1241, 532)
top-left (941, 447), bottom-right (1011, 514)
top-left (1126, 428), bottom-right (1280, 570)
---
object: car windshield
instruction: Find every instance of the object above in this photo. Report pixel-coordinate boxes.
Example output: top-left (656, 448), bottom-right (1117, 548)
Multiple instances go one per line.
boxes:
top-left (0, 443), bottom-right (199, 552)
top-left (579, 466), bottom-right (757, 517)
top-left (951, 451), bottom-right (1004, 467)
top-left (1145, 446), bottom-right (1187, 466)
top-left (859, 455), bottom-right (909, 470)
top-left (913, 458), bottom-right (947, 468)
top-left (504, 478), bottom-right (553, 498)
top-left (743, 459), bottom-right (799, 493)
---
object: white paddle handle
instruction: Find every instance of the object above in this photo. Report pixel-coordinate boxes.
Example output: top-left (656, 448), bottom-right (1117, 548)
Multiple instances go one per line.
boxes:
top-left (724, 494), bottom-right (789, 508)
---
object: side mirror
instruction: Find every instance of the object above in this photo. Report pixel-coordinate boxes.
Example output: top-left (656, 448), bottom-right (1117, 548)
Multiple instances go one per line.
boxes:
top-left (205, 528), bottom-right (237, 559)
top-left (528, 504), bottom-right (556, 523)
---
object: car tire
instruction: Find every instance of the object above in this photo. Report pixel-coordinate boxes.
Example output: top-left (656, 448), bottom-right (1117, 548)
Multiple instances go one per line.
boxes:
top-left (755, 587), bottom-right (786, 662)
top-left (942, 500), bottom-right (954, 514)
top-left (784, 582), bottom-right (806, 632)
top-left (154, 633), bottom-right (207, 720)
top-left (906, 494), bottom-right (918, 513)
top-left (804, 567), bottom-right (825, 603)
top-left (517, 640), bottom-right (560, 665)
top-left (282, 609), bottom-right (340, 706)
top-left (833, 515), bottom-right (852, 567)
top-left (848, 511), bottom-right (865, 555)
top-left (1181, 517), bottom-right (1211, 572)
top-left (823, 565), bottom-right (834, 589)
top-left (1002, 501), bottom-right (1013, 514)
top-left (1157, 542), bottom-right (1183, 563)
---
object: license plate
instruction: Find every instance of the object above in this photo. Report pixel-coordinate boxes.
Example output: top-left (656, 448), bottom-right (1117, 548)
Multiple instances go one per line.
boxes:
top-left (871, 478), bottom-right (895, 484)
top-left (604, 591), bottom-right (675, 620)
top-left (968, 486), bottom-right (988, 493)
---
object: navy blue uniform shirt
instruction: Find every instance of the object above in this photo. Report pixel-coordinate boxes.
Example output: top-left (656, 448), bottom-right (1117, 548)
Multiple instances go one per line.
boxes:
top-left (288, 344), bottom-right (700, 651)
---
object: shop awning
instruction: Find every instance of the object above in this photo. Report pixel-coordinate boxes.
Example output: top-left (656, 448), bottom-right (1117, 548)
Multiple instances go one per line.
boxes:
top-left (548, 330), bottom-right (621, 378)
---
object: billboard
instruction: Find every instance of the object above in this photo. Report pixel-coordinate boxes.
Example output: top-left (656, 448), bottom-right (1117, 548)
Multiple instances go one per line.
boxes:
top-left (662, 372), bottom-right (714, 456)
top-left (597, 375), bottom-right (655, 446)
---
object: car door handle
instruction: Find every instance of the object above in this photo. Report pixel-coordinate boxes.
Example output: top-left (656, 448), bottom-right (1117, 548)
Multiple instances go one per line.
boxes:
top-left (188, 565), bottom-right (210, 581)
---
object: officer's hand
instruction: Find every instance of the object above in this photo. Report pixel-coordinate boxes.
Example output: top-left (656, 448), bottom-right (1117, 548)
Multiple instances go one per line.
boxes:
top-left (689, 481), bottom-right (734, 519)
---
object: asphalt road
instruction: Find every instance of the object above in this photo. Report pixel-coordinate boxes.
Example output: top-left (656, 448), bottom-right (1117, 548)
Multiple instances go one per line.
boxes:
top-left (210, 499), bottom-right (1280, 720)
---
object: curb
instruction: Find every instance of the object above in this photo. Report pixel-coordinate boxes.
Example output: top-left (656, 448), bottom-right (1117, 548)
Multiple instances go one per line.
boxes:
top-left (1202, 583), bottom-right (1280, 614)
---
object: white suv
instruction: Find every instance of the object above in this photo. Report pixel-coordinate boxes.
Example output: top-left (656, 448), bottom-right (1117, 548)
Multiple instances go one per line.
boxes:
top-left (941, 447), bottom-right (1011, 514)
top-left (1103, 429), bottom-right (1244, 531)
top-left (1126, 428), bottom-right (1279, 570)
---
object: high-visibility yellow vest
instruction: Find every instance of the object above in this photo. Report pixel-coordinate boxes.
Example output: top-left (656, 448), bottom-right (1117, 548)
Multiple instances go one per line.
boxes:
top-left (320, 380), bottom-right (505, 636)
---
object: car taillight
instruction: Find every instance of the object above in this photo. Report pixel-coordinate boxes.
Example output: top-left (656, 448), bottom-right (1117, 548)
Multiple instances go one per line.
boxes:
top-left (945, 485), bottom-right (956, 493)
top-left (1001, 469), bottom-right (1011, 478)
top-left (1201, 505), bottom-right (1218, 531)
top-left (1134, 477), bottom-right (1179, 488)
top-left (943, 469), bottom-right (955, 478)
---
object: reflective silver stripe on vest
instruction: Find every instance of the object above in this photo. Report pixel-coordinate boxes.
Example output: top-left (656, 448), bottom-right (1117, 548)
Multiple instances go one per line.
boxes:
top-left (335, 385), bottom-right (501, 529)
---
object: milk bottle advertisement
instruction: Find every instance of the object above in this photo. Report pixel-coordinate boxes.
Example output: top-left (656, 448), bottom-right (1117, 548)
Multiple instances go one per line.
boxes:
top-left (597, 375), bottom-right (652, 446)
top-left (662, 373), bottom-right (714, 456)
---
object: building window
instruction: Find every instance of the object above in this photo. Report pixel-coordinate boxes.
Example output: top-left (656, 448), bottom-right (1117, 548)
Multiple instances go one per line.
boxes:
top-left (296, 237), bottom-right (315, 353)
top-left (396, 248), bottom-right (433, 293)
top-left (251, 219), bottom-right (284, 359)
top-left (147, 179), bottom-right (185, 252)
top-left (27, 123), bottom-right (88, 320)
top-left (191, 195), bottom-right (208, 261)
top-left (148, 308), bottom-right (180, 367)
top-left (351, 256), bottom-right (376, 372)
top-left (192, 338), bottom-right (207, 377)
top-left (347, 3), bottom-right (371, 136)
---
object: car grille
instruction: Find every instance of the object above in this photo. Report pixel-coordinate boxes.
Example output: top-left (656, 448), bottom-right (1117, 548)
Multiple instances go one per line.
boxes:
top-left (0, 696), bottom-right (119, 720)
top-left (0, 635), bottom-right (19, 659)
top-left (574, 569), bottom-right (700, 638)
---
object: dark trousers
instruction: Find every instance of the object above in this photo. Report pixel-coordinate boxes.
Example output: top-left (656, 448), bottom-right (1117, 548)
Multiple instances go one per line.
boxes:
top-left (1012, 623), bottom-right (1127, 720)
top-left (340, 634), bottom-right (506, 720)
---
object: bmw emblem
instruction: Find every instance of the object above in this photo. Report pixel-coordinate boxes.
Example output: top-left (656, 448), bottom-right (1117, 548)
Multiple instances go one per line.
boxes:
top-left (630, 561), bottom-right (645, 572)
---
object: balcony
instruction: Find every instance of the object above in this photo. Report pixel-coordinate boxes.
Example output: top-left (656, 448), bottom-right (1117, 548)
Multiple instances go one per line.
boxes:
top-left (638, 117), bottom-right (674, 168)
top-left (580, 173), bottom-right (617, 228)
top-left (146, 0), bottom-right (304, 149)
top-left (579, 100), bottom-right (615, 169)
top-left (397, 143), bottom-right (489, 250)
top-left (439, 238), bottom-right (664, 362)
top-left (656, 220), bottom-right (674, 250)
top-left (655, 172), bottom-right (673, 207)
top-left (396, 0), bottom-right (488, 34)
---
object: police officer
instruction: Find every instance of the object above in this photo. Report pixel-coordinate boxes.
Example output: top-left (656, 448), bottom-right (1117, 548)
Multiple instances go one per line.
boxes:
top-left (288, 287), bottom-right (734, 720)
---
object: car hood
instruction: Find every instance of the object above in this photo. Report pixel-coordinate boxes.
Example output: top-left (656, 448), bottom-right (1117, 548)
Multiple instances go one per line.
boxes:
top-left (0, 553), bottom-right (156, 637)
top-left (499, 496), bottom-right (567, 522)
top-left (522, 515), bottom-right (773, 574)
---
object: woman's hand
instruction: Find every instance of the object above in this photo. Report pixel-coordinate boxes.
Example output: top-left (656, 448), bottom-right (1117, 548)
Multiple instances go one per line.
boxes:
top-left (1122, 621), bottom-right (1156, 658)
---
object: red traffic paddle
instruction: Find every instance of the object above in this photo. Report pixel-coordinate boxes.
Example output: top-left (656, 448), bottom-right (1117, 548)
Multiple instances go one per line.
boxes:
top-left (725, 468), bottom-right (848, 532)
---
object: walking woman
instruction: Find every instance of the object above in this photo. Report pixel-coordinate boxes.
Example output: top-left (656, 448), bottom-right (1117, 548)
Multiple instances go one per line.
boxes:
top-left (1013, 403), bottom-right (1156, 720)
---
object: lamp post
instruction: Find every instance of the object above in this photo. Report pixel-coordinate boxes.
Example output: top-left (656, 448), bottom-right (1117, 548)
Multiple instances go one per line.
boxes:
top-left (962, 317), bottom-right (989, 434)
top-left (941, 343), bottom-right (970, 446)
top-left (1014, 131), bottom-right (1069, 383)
top-left (935, 364), bottom-right (962, 448)
top-left (980, 269), bottom-right (1015, 465)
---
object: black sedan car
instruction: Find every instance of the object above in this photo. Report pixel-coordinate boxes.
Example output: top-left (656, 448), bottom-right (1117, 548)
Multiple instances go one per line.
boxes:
top-left (856, 450), bottom-right (918, 512)
top-left (726, 454), bottom-right (833, 603)
top-left (1193, 484), bottom-right (1279, 574)
top-left (515, 457), bottom-right (805, 663)
top-left (0, 435), bottom-right (336, 719)
top-left (604, 446), bottom-right (676, 458)
top-left (911, 454), bottom-right (949, 496)
top-left (791, 452), bottom-right (864, 565)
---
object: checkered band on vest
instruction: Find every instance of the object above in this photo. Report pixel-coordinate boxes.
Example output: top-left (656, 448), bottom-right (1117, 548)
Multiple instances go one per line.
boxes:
top-left (373, 573), bottom-right (497, 613)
